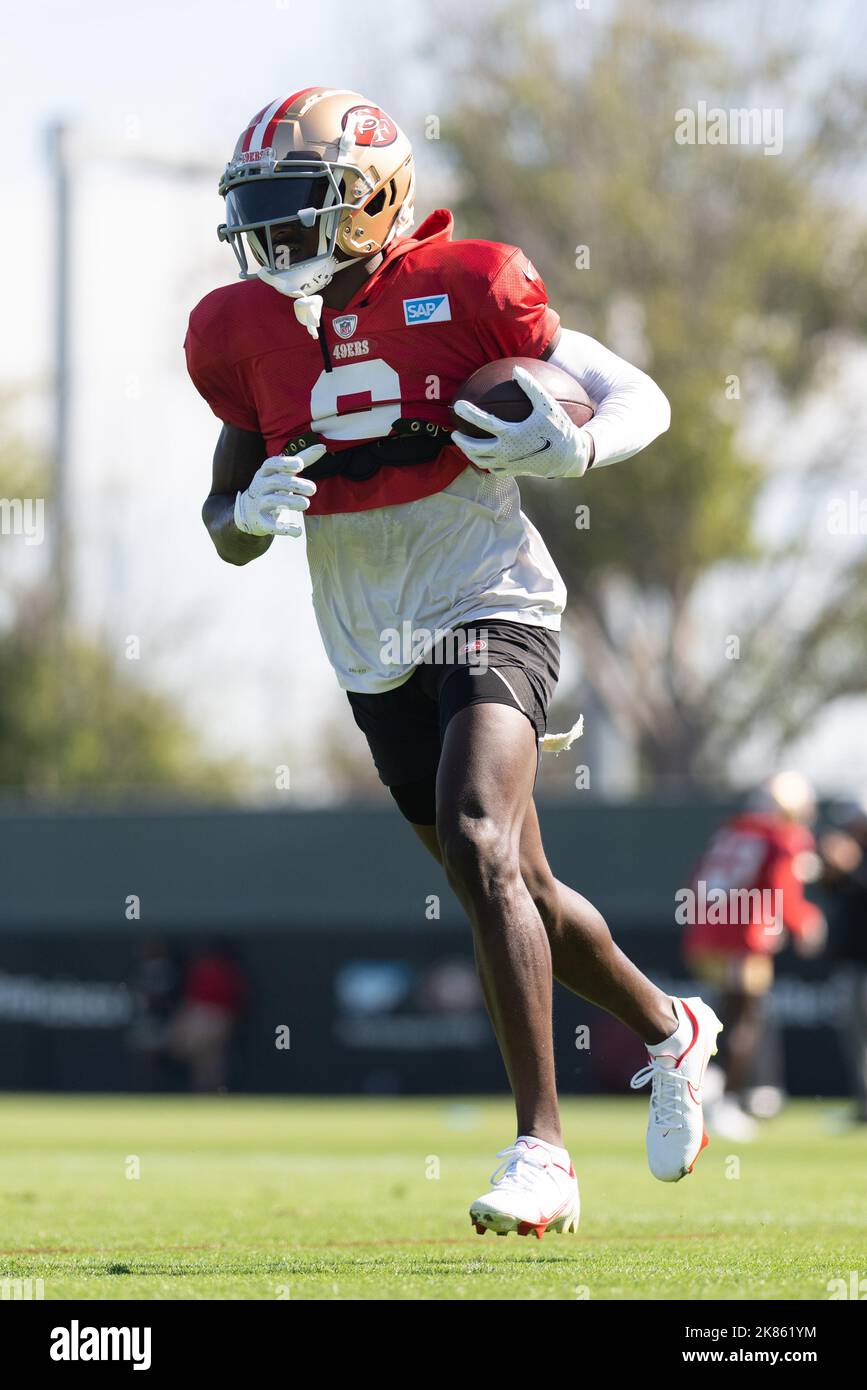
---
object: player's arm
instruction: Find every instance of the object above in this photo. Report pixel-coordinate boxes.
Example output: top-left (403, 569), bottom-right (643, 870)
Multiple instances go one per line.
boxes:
top-left (547, 328), bottom-right (671, 470)
top-left (454, 328), bottom-right (670, 480)
top-left (539, 328), bottom-right (562, 361)
top-left (202, 424), bottom-right (273, 565)
top-left (452, 237), bottom-right (670, 479)
top-left (202, 426), bottom-right (325, 564)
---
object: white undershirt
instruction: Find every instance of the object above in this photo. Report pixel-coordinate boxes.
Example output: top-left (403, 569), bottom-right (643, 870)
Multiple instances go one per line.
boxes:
top-left (549, 328), bottom-right (671, 468)
top-left (304, 328), bottom-right (670, 692)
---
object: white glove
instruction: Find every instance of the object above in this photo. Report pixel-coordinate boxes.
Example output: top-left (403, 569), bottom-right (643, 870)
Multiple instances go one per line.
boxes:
top-left (452, 366), bottom-right (592, 479)
top-left (234, 444), bottom-right (325, 538)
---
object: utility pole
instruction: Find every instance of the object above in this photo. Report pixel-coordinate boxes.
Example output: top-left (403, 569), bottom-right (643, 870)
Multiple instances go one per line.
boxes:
top-left (41, 119), bottom-right (219, 791)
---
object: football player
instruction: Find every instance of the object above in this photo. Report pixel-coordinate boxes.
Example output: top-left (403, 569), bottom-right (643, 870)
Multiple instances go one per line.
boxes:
top-left (684, 771), bottom-right (826, 1141)
top-left (187, 87), bottom-right (722, 1238)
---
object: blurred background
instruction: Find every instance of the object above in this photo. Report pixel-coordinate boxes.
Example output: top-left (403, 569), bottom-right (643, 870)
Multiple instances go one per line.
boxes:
top-left (1, 0), bottom-right (866, 1110)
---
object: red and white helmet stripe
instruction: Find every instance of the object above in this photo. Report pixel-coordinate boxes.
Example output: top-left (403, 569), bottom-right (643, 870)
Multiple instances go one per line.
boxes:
top-left (240, 88), bottom-right (336, 153)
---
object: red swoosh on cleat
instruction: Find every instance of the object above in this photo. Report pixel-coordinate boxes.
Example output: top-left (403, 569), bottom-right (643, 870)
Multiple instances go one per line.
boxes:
top-left (515, 1194), bottom-right (575, 1239)
top-left (674, 999), bottom-right (700, 1069)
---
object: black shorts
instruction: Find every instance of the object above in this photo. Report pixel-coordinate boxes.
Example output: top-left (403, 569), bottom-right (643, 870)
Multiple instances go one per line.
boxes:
top-left (347, 620), bottom-right (560, 826)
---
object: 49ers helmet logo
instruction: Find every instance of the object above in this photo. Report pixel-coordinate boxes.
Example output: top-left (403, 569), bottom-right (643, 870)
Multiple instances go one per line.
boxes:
top-left (342, 105), bottom-right (398, 147)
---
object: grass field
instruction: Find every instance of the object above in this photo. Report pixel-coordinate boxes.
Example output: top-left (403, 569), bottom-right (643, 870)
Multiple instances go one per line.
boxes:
top-left (0, 1094), bottom-right (864, 1301)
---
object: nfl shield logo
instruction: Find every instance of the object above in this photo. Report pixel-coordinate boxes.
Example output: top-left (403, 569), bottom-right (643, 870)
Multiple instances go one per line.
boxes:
top-left (333, 314), bottom-right (358, 339)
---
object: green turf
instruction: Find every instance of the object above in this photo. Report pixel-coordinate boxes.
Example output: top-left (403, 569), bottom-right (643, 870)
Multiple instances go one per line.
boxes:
top-left (0, 1095), bottom-right (863, 1300)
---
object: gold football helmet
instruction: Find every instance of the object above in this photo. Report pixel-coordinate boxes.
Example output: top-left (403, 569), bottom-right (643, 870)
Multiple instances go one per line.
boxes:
top-left (218, 87), bottom-right (415, 299)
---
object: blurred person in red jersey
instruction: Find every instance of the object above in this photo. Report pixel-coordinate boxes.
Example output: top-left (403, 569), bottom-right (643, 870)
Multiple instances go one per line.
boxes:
top-left (818, 791), bottom-right (867, 1126)
top-left (682, 772), bottom-right (826, 1140)
top-left (169, 940), bottom-right (248, 1092)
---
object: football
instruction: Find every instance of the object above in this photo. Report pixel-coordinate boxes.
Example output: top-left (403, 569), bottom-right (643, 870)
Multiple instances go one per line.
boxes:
top-left (451, 356), bottom-right (596, 439)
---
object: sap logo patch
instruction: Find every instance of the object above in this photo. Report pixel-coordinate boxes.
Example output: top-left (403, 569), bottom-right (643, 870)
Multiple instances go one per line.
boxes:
top-left (403, 294), bottom-right (451, 325)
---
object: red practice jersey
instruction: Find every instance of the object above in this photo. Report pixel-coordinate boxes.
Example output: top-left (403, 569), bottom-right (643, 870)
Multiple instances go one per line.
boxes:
top-left (683, 811), bottom-right (822, 957)
top-left (183, 954), bottom-right (247, 1015)
top-left (185, 209), bottom-right (560, 515)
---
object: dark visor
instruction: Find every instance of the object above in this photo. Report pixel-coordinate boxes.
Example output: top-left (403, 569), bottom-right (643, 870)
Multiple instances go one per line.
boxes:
top-left (225, 173), bottom-right (331, 230)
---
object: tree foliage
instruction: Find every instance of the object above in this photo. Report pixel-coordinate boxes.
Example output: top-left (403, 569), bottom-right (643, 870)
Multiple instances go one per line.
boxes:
top-left (436, 0), bottom-right (867, 786)
top-left (0, 411), bottom-right (243, 802)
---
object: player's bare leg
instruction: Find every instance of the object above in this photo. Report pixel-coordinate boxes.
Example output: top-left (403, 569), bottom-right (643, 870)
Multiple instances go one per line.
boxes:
top-left (412, 799), bottom-right (676, 1045)
top-left (514, 807), bottom-right (722, 1175)
top-left (408, 750), bottom-right (722, 1184)
top-left (435, 702), bottom-right (562, 1146)
top-left (719, 989), bottom-right (763, 1095)
top-left (516, 800), bottom-right (677, 1044)
top-left (432, 700), bottom-right (582, 1235)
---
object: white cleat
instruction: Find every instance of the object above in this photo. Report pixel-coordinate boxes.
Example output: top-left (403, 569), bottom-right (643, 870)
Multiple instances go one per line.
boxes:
top-left (469, 1137), bottom-right (580, 1239)
top-left (630, 996), bottom-right (723, 1183)
top-left (707, 1095), bottom-right (758, 1142)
